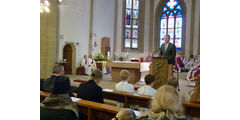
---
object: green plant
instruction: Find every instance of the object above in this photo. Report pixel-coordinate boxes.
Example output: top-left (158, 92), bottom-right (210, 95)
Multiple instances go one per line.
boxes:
top-left (94, 52), bottom-right (105, 61)
top-left (119, 56), bottom-right (124, 61)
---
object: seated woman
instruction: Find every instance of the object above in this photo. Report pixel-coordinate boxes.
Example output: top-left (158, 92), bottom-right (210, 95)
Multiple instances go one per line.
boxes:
top-left (112, 109), bottom-right (136, 120)
top-left (40, 76), bottom-right (79, 120)
top-left (184, 76), bottom-right (200, 120)
top-left (137, 85), bottom-right (186, 120)
top-left (185, 76), bottom-right (200, 103)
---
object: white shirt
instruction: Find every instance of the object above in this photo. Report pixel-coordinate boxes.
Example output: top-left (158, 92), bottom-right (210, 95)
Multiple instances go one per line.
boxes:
top-left (165, 43), bottom-right (169, 51)
top-left (115, 81), bottom-right (134, 93)
top-left (137, 85), bottom-right (157, 97)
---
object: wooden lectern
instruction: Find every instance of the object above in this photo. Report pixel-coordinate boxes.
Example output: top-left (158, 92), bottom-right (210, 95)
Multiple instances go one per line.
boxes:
top-left (152, 57), bottom-right (169, 89)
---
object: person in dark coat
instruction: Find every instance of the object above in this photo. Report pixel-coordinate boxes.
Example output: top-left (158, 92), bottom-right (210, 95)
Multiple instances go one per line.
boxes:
top-left (159, 34), bottom-right (176, 65)
top-left (42, 64), bottom-right (77, 96)
top-left (40, 76), bottom-right (79, 120)
top-left (77, 69), bottom-right (104, 103)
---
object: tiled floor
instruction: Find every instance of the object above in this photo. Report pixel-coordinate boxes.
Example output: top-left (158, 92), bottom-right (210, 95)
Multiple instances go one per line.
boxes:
top-left (66, 72), bottom-right (195, 96)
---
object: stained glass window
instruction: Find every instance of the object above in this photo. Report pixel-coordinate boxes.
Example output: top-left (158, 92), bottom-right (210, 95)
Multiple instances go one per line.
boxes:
top-left (124, 0), bottom-right (139, 49)
top-left (160, 0), bottom-right (183, 49)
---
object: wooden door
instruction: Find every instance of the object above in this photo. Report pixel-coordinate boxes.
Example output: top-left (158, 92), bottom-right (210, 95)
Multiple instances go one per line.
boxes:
top-left (63, 45), bottom-right (72, 74)
top-left (101, 37), bottom-right (110, 58)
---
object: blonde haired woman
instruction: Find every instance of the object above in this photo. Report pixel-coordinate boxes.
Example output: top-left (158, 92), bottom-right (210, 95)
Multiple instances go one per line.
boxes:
top-left (185, 76), bottom-right (200, 103)
top-left (112, 109), bottom-right (136, 120)
top-left (137, 85), bottom-right (186, 120)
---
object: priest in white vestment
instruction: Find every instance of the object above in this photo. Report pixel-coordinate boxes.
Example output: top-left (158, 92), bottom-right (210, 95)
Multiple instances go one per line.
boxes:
top-left (87, 55), bottom-right (96, 76)
top-left (80, 55), bottom-right (88, 75)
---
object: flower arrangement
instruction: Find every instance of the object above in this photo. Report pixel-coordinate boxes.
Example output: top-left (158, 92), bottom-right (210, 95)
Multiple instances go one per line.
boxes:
top-left (94, 52), bottom-right (106, 61)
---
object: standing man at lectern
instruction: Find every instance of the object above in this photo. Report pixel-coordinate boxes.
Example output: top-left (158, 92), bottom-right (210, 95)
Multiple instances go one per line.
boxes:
top-left (159, 34), bottom-right (176, 79)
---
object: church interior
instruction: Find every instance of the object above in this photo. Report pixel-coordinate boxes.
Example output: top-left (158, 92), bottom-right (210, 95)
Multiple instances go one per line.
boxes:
top-left (40, 0), bottom-right (200, 119)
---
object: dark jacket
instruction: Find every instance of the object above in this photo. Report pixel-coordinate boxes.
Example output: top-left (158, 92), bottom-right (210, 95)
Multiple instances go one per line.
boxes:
top-left (42, 75), bottom-right (75, 97)
top-left (40, 107), bottom-right (77, 120)
top-left (77, 80), bottom-right (104, 103)
top-left (159, 42), bottom-right (176, 65)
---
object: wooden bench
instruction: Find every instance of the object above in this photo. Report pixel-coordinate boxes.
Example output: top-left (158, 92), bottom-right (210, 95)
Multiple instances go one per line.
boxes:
top-left (41, 91), bottom-right (123, 120)
top-left (102, 90), bottom-right (200, 118)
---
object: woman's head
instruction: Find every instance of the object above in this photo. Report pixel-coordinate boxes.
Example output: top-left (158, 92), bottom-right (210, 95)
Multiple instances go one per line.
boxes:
top-left (190, 76), bottom-right (200, 102)
top-left (113, 109), bottom-right (136, 120)
top-left (90, 69), bottom-right (103, 84)
top-left (151, 85), bottom-right (183, 114)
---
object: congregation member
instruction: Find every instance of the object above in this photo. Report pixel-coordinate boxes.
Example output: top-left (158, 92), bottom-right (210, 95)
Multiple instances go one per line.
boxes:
top-left (40, 76), bottom-right (79, 120)
top-left (167, 77), bottom-right (178, 89)
top-left (112, 109), bottom-right (136, 120)
top-left (77, 69), bottom-right (104, 103)
top-left (87, 55), bottom-right (96, 76)
top-left (136, 85), bottom-right (186, 120)
top-left (185, 76), bottom-right (200, 103)
top-left (80, 54), bottom-right (88, 75)
top-left (184, 76), bottom-right (200, 120)
top-left (115, 69), bottom-right (134, 93)
top-left (42, 64), bottom-right (76, 96)
top-left (186, 63), bottom-right (200, 81)
top-left (137, 74), bottom-right (157, 97)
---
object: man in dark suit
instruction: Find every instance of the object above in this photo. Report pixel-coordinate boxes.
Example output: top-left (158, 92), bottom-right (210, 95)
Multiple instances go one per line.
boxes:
top-left (159, 34), bottom-right (176, 65)
top-left (77, 69), bottom-right (104, 103)
top-left (42, 64), bottom-right (77, 96)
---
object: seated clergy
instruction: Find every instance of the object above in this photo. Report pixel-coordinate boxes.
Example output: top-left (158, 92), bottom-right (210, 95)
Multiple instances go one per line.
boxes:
top-left (77, 69), bottom-right (104, 103)
top-left (80, 54), bottom-right (88, 75)
top-left (87, 55), bottom-right (96, 76)
top-left (42, 64), bottom-right (76, 96)
top-left (40, 76), bottom-right (79, 120)
top-left (184, 55), bottom-right (195, 71)
top-left (115, 69), bottom-right (134, 93)
top-left (186, 63), bottom-right (200, 81)
top-left (137, 74), bottom-right (157, 97)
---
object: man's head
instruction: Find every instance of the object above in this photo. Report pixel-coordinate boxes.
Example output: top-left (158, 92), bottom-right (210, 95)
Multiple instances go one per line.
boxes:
top-left (164, 34), bottom-right (170, 43)
top-left (90, 69), bottom-right (103, 84)
top-left (120, 69), bottom-right (130, 81)
top-left (144, 74), bottom-right (155, 87)
top-left (89, 55), bottom-right (92, 59)
top-left (84, 54), bottom-right (87, 59)
top-left (52, 64), bottom-right (65, 76)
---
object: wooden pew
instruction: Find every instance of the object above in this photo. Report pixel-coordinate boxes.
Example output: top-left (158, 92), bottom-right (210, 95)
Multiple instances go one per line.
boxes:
top-left (102, 90), bottom-right (152, 108)
top-left (102, 90), bottom-right (200, 118)
top-left (183, 102), bottom-right (200, 118)
top-left (40, 91), bottom-right (123, 120)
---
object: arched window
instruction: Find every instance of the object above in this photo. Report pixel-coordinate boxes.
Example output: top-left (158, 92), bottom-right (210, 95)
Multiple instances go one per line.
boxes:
top-left (160, 0), bottom-right (183, 49)
top-left (124, 0), bottom-right (139, 49)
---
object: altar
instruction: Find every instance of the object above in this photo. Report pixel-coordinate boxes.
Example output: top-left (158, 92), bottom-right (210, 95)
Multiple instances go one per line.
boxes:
top-left (106, 61), bottom-right (151, 84)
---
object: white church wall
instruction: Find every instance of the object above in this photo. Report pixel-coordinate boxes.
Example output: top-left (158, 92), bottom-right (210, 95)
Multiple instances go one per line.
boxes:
top-left (92, 0), bottom-right (115, 58)
top-left (58, 0), bottom-right (90, 67)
